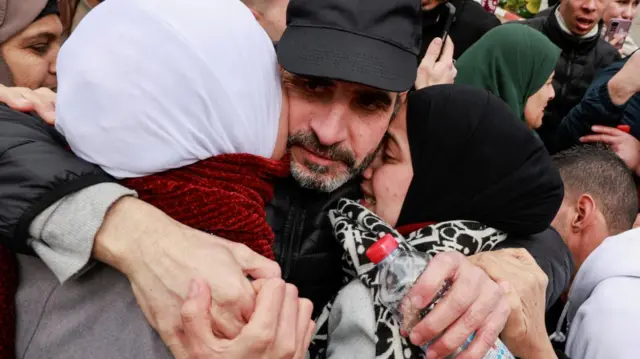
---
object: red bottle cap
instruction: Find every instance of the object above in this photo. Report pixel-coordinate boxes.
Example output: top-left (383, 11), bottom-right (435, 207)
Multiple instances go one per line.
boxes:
top-left (366, 234), bottom-right (400, 264)
top-left (617, 125), bottom-right (631, 133)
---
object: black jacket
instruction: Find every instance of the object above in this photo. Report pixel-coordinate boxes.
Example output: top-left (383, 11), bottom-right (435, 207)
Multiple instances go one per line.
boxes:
top-left (420, 0), bottom-right (501, 61)
top-left (0, 106), bottom-right (113, 254)
top-left (0, 107), bottom-right (573, 315)
top-left (523, 8), bottom-right (620, 149)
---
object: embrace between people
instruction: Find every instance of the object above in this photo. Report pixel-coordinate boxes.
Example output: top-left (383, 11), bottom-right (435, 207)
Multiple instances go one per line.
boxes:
top-left (0, 0), bottom-right (575, 358)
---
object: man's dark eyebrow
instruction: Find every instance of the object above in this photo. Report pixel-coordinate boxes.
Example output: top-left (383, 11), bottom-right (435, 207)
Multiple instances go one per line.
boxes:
top-left (357, 89), bottom-right (393, 107)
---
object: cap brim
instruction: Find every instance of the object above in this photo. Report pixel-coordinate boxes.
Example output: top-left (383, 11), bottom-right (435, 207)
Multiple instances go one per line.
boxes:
top-left (277, 26), bottom-right (417, 92)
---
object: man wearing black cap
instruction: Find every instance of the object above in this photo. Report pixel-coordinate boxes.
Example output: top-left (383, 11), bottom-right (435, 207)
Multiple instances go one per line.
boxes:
top-left (0, 0), bottom-right (515, 357)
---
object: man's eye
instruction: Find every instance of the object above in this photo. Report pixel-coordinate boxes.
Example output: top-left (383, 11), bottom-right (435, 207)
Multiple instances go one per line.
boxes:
top-left (303, 80), bottom-right (326, 92)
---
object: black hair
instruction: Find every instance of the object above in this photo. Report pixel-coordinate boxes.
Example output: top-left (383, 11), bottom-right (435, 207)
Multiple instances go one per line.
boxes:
top-left (553, 144), bottom-right (638, 234)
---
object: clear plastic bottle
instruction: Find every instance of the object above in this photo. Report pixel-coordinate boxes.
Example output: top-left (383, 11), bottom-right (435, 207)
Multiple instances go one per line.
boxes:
top-left (366, 234), bottom-right (514, 359)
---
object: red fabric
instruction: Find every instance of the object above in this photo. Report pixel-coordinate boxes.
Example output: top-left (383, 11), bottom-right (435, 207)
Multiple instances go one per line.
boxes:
top-left (0, 244), bottom-right (16, 359)
top-left (396, 221), bottom-right (437, 237)
top-left (122, 153), bottom-right (289, 259)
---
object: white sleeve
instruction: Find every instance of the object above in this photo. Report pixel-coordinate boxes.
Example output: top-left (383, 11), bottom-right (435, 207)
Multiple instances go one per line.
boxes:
top-left (566, 276), bottom-right (640, 359)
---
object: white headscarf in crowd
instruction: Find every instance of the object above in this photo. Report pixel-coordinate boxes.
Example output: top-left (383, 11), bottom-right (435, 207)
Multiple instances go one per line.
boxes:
top-left (55, 0), bottom-right (282, 178)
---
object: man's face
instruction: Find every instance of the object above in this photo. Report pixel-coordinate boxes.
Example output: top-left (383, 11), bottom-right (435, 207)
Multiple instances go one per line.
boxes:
top-left (559, 0), bottom-right (609, 36)
top-left (282, 71), bottom-right (398, 192)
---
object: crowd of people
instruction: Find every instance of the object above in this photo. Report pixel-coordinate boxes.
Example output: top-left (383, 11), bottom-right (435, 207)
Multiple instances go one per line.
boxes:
top-left (0, 0), bottom-right (638, 358)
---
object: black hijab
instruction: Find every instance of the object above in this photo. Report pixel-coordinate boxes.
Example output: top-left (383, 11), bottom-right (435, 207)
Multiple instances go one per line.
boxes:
top-left (396, 84), bottom-right (564, 235)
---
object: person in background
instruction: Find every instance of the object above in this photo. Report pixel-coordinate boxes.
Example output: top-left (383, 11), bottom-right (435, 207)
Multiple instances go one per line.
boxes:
top-left (602, 0), bottom-right (639, 56)
top-left (522, 0), bottom-right (620, 150)
top-left (545, 50), bottom-right (640, 153)
top-left (0, 0), bottom-right (60, 89)
top-left (419, 0), bottom-right (501, 61)
top-left (455, 24), bottom-right (560, 129)
top-left (0, 0), bottom-right (61, 357)
top-left (548, 145), bottom-right (639, 358)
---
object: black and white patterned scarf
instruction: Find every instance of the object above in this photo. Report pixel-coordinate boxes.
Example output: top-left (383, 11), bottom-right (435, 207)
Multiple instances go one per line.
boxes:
top-left (308, 199), bottom-right (508, 359)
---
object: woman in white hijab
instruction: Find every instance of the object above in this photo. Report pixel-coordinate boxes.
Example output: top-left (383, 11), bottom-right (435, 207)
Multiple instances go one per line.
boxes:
top-left (13, 0), bottom-right (312, 358)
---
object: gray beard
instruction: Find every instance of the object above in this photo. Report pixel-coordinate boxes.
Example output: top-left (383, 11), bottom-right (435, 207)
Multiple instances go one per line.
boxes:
top-left (288, 150), bottom-right (377, 192)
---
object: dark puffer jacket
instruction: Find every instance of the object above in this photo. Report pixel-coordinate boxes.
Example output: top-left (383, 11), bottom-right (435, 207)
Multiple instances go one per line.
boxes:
top-left (523, 7), bottom-right (620, 149)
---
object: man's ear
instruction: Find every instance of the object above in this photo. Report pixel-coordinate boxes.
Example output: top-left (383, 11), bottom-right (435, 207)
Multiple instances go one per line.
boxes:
top-left (571, 194), bottom-right (597, 232)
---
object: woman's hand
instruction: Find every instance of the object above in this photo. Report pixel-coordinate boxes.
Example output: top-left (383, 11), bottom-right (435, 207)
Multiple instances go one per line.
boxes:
top-left (580, 125), bottom-right (640, 176)
top-left (468, 249), bottom-right (557, 359)
top-left (180, 278), bottom-right (315, 359)
top-left (0, 84), bottom-right (56, 124)
top-left (415, 37), bottom-right (457, 90)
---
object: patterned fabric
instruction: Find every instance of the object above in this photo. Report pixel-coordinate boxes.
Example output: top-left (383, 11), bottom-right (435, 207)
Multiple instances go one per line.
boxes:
top-left (309, 199), bottom-right (508, 359)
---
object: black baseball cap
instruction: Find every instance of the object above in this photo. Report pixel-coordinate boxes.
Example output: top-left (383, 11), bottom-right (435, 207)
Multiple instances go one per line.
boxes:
top-left (277, 0), bottom-right (422, 92)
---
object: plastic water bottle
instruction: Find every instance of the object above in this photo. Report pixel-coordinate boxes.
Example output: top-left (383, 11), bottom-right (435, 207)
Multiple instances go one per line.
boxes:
top-left (365, 234), bottom-right (514, 359)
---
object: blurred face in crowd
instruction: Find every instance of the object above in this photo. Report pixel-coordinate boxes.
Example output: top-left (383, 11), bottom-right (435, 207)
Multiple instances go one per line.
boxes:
top-left (524, 72), bottom-right (555, 129)
top-left (559, 0), bottom-right (609, 36)
top-left (603, 0), bottom-right (639, 23)
top-left (282, 70), bottom-right (400, 193)
top-left (360, 100), bottom-right (412, 227)
top-left (246, 0), bottom-right (289, 41)
top-left (1, 14), bottom-right (62, 89)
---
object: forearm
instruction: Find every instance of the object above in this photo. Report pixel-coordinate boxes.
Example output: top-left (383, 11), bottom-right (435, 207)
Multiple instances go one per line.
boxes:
top-left (93, 195), bottom-right (183, 277)
top-left (608, 73), bottom-right (637, 106)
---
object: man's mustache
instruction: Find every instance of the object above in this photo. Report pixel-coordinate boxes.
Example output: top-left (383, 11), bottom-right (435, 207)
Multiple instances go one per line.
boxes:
top-left (287, 131), bottom-right (356, 168)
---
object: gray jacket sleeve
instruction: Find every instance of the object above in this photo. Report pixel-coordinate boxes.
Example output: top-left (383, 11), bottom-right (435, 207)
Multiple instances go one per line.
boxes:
top-left (28, 182), bottom-right (137, 282)
top-left (326, 281), bottom-right (377, 359)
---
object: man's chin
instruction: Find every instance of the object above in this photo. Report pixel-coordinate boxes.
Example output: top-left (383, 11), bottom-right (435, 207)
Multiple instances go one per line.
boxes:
top-left (289, 159), bottom-right (352, 192)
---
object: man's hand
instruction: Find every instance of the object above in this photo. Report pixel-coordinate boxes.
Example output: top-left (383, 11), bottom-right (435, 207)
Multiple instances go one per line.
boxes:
top-left (405, 251), bottom-right (510, 359)
top-left (607, 51), bottom-right (640, 105)
top-left (468, 249), bottom-right (557, 359)
top-left (415, 37), bottom-right (457, 90)
top-left (93, 197), bottom-right (282, 358)
top-left (180, 278), bottom-right (315, 359)
top-left (580, 125), bottom-right (640, 175)
top-left (0, 85), bottom-right (56, 124)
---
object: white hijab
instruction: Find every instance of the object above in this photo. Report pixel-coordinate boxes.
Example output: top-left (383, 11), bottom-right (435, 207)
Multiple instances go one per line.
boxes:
top-left (55, 0), bottom-right (282, 178)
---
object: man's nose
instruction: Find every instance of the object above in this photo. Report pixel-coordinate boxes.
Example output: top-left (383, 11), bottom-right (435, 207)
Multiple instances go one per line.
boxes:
top-left (309, 102), bottom-right (349, 146)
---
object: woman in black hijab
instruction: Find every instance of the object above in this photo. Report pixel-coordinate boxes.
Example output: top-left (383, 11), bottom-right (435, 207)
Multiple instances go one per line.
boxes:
top-left (362, 84), bottom-right (563, 236)
top-left (311, 85), bottom-right (571, 359)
